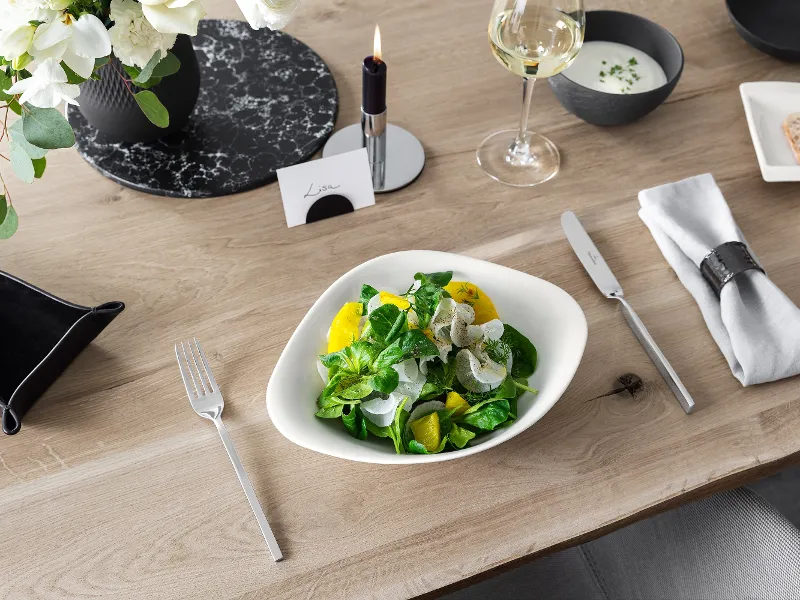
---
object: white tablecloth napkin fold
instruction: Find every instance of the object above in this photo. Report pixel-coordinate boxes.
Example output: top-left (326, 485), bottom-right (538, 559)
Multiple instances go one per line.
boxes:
top-left (638, 173), bottom-right (800, 386)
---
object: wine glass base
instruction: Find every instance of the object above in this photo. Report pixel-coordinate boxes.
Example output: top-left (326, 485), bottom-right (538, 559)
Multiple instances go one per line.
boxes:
top-left (476, 129), bottom-right (560, 187)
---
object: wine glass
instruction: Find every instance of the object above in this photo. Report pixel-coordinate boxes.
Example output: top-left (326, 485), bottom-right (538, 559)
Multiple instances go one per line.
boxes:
top-left (478, 0), bottom-right (585, 186)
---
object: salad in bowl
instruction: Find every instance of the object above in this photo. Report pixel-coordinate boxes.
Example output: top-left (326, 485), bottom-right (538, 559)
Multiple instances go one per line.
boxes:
top-left (315, 271), bottom-right (538, 455)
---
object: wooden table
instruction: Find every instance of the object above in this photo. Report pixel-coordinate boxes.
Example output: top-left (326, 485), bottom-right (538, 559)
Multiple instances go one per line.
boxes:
top-left (2, 0), bottom-right (800, 598)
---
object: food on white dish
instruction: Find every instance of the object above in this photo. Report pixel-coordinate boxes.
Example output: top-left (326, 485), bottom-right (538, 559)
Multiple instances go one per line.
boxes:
top-left (783, 113), bottom-right (800, 164)
top-left (314, 271), bottom-right (538, 455)
top-left (563, 40), bottom-right (667, 94)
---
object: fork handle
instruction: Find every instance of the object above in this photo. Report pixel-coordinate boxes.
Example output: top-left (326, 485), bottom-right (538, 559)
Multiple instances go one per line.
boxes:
top-left (213, 417), bottom-right (284, 562)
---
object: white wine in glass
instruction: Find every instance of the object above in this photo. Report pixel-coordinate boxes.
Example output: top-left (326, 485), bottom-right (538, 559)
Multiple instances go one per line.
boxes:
top-left (478, 0), bottom-right (585, 186)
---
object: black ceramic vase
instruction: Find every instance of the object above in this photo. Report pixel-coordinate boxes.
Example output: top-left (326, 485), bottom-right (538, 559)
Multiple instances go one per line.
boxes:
top-left (77, 35), bottom-right (200, 143)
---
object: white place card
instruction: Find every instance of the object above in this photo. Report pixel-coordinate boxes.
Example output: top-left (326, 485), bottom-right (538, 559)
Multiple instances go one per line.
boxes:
top-left (276, 148), bottom-right (375, 227)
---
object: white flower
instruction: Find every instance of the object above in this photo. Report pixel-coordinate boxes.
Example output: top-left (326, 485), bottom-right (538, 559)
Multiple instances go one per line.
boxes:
top-left (234, 0), bottom-right (300, 31)
top-left (109, 0), bottom-right (176, 68)
top-left (30, 14), bottom-right (112, 78)
top-left (138, 0), bottom-right (205, 36)
top-left (0, 22), bottom-right (35, 60)
top-left (4, 57), bottom-right (80, 107)
top-left (0, 0), bottom-right (71, 24)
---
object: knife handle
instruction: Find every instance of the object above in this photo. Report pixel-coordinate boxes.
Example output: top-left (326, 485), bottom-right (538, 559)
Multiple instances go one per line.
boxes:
top-left (614, 296), bottom-right (695, 414)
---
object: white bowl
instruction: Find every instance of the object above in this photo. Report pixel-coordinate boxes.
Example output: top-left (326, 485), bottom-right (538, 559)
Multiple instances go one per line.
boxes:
top-left (740, 81), bottom-right (800, 182)
top-left (266, 251), bottom-right (588, 464)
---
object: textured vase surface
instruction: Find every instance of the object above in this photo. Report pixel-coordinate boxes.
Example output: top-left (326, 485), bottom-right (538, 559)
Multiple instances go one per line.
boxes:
top-left (77, 35), bottom-right (201, 143)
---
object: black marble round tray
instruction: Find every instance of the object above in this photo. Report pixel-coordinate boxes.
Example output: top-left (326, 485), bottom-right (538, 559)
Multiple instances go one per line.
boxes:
top-left (67, 19), bottom-right (338, 198)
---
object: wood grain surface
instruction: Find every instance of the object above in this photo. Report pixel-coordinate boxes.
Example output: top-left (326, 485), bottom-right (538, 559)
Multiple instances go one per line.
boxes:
top-left (2, 0), bottom-right (800, 598)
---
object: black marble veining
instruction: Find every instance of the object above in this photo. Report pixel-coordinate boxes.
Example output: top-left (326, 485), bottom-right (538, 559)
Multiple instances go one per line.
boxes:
top-left (67, 19), bottom-right (339, 198)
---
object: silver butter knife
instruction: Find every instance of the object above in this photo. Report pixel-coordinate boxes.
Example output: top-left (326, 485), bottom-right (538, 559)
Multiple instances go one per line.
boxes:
top-left (561, 211), bottom-right (695, 414)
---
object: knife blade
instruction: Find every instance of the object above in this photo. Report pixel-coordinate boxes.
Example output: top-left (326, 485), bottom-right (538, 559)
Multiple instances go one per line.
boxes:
top-left (561, 211), bottom-right (695, 414)
top-left (561, 211), bottom-right (623, 298)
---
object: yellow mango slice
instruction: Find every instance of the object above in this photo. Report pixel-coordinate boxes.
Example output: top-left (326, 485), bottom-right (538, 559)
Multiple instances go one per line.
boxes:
top-left (327, 302), bottom-right (363, 353)
top-left (379, 291), bottom-right (410, 310)
top-left (445, 391), bottom-right (470, 417)
top-left (444, 281), bottom-right (499, 324)
top-left (410, 412), bottom-right (441, 453)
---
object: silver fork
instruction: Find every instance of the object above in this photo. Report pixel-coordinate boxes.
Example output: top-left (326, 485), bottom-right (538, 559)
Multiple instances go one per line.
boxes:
top-left (175, 338), bottom-right (283, 562)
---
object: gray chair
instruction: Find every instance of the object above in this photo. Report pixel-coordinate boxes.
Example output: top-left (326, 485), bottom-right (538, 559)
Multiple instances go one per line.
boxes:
top-left (441, 488), bottom-right (800, 600)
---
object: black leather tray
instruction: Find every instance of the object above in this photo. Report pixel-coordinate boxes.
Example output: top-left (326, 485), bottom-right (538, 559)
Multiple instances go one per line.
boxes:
top-left (0, 271), bottom-right (124, 435)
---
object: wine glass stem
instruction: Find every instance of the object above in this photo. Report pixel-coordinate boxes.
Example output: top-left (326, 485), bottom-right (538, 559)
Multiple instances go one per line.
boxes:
top-left (509, 77), bottom-right (536, 162)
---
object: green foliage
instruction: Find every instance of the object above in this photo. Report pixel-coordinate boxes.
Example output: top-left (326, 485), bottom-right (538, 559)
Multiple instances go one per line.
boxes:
top-left (0, 70), bottom-right (12, 102)
top-left (0, 203), bottom-right (19, 239)
top-left (448, 424), bottom-right (476, 448)
top-left (151, 52), bottom-right (181, 78)
top-left (134, 52), bottom-right (162, 84)
top-left (22, 105), bottom-right (75, 149)
top-left (134, 91), bottom-right (169, 128)
top-left (410, 270), bottom-right (453, 329)
top-left (32, 156), bottom-right (46, 179)
top-left (460, 399), bottom-right (510, 431)
top-left (373, 329), bottom-right (438, 369)
top-left (9, 139), bottom-right (34, 183)
top-left (370, 367), bottom-right (399, 394)
top-left (61, 61), bottom-right (87, 84)
top-left (501, 324), bottom-right (537, 377)
top-left (9, 119), bottom-right (46, 159)
top-left (387, 398), bottom-right (409, 454)
top-left (359, 284), bottom-right (379, 312)
top-left (367, 303), bottom-right (406, 344)
top-left (341, 406), bottom-right (368, 440)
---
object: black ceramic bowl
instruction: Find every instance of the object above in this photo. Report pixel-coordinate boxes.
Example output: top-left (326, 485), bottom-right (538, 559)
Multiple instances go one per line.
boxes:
top-left (549, 10), bottom-right (684, 126)
top-left (727, 0), bottom-right (800, 61)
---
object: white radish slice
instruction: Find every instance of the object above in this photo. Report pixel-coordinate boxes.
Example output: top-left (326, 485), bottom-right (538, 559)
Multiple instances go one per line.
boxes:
top-left (393, 358), bottom-right (420, 383)
top-left (481, 319), bottom-right (504, 342)
top-left (361, 396), bottom-right (403, 427)
top-left (455, 348), bottom-right (506, 393)
top-left (367, 294), bottom-right (382, 314)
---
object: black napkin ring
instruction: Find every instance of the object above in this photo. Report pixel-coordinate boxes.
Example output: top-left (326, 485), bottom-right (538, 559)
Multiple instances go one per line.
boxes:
top-left (700, 241), bottom-right (764, 296)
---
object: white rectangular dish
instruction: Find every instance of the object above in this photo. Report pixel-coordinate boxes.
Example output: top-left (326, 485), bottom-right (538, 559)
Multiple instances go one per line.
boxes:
top-left (740, 81), bottom-right (800, 182)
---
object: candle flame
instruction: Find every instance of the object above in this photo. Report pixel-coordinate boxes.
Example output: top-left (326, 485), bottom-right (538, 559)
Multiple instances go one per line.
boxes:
top-left (373, 24), bottom-right (382, 62)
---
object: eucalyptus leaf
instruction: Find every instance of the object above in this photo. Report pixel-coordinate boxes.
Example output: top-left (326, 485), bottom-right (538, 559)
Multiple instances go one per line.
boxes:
top-left (134, 51), bottom-right (161, 83)
top-left (8, 99), bottom-right (21, 115)
top-left (22, 105), bottom-right (75, 149)
top-left (9, 139), bottom-right (34, 183)
top-left (151, 51), bottom-right (180, 78)
top-left (0, 195), bottom-right (7, 225)
top-left (9, 119), bottom-right (47, 159)
top-left (0, 205), bottom-right (19, 239)
top-left (133, 91), bottom-right (169, 128)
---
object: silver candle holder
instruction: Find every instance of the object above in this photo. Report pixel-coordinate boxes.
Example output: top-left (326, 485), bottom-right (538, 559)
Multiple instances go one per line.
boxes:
top-left (322, 108), bottom-right (425, 193)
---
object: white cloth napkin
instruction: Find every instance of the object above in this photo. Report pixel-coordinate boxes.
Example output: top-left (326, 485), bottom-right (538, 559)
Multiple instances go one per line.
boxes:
top-left (638, 173), bottom-right (800, 386)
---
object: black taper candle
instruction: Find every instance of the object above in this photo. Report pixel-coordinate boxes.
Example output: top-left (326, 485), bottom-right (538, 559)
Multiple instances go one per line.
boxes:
top-left (362, 57), bottom-right (386, 114)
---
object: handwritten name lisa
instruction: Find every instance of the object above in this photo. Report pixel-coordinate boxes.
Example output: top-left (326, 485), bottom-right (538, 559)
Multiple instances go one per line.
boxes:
top-left (304, 182), bottom-right (341, 198)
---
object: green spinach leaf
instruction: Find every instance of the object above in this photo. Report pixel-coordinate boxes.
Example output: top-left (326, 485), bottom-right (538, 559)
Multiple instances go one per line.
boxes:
top-left (460, 399), bottom-right (510, 431)
top-left (365, 420), bottom-right (390, 438)
top-left (501, 324), bottom-right (537, 378)
top-left (374, 329), bottom-right (438, 369)
top-left (407, 436), bottom-right (448, 454)
top-left (387, 398), bottom-right (409, 453)
top-left (320, 341), bottom-right (380, 373)
top-left (360, 284), bottom-right (379, 312)
top-left (414, 271), bottom-right (453, 287)
top-left (448, 424), bottom-right (476, 448)
top-left (315, 405), bottom-right (343, 418)
top-left (370, 367), bottom-right (400, 394)
top-left (368, 303), bottom-right (406, 344)
top-left (341, 406), bottom-right (368, 440)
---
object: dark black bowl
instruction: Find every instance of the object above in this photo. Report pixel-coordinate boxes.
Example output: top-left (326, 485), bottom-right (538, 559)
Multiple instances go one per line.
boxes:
top-left (727, 0), bottom-right (800, 61)
top-left (549, 10), bottom-right (684, 126)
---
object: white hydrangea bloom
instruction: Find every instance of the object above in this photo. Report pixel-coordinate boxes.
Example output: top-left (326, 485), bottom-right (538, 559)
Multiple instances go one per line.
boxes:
top-left (109, 0), bottom-right (177, 68)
